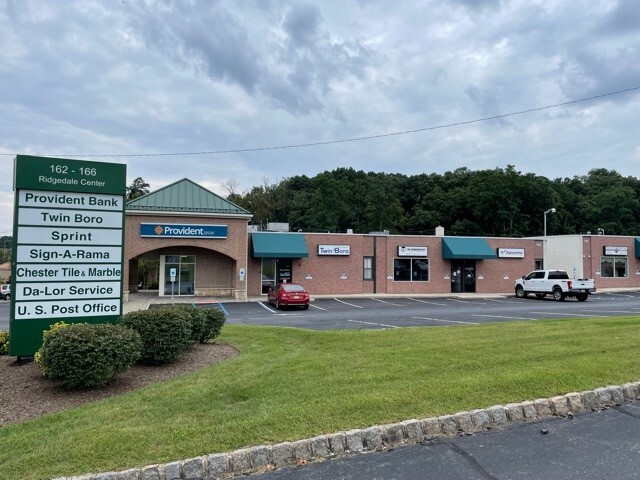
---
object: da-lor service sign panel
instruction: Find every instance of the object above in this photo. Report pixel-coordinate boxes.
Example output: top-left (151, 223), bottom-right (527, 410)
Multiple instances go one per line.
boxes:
top-left (10, 155), bottom-right (126, 357)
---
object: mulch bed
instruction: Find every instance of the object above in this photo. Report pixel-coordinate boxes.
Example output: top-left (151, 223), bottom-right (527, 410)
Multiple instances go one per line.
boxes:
top-left (0, 342), bottom-right (239, 428)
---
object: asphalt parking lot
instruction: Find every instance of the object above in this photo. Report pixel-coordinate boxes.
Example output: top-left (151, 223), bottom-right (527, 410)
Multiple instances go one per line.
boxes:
top-left (218, 291), bottom-right (640, 330)
top-left (2, 291), bottom-right (640, 332)
top-left (249, 402), bottom-right (640, 480)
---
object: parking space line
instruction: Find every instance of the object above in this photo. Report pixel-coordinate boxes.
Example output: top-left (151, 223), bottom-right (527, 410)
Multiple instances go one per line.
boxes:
top-left (605, 293), bottom-right (639, 298)
top-left (407, 298), bottom-right (447, 306)
top-left (310, 304), bottom-right (327, 311)
top-left (481, 298), bottom-right (520, 304)
top-left (371, 298), bottom-right (406, 307)
top-left (347, 319), bottom-right (399, 328)
top-left (583, 310), bottom-right (637, 314)
top-left (258, 302), bottom-right (276, 313)
top-left (333, 298), bottom-right (363, 308)
top-left (473, 314), bottom-right (535, 320)
top-left (530, 311), bottom-right (609, 318)
top-left (449, 298), bottom-right (487, 305)
top-left (412, 316), bottom-right (480, 325)
top-left (216, 303), bottom-right (229, 316)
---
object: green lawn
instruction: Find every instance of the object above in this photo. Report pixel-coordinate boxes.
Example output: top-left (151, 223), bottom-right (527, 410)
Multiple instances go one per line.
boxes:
top-left (2, 316), bottom-right (640, 479)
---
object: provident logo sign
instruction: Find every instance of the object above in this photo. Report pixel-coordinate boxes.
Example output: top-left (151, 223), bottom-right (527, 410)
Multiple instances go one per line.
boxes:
top-left (140, 223), bottom-right (228, 239)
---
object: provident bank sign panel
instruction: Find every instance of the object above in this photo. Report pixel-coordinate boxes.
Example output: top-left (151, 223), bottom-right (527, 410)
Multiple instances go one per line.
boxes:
top-left (10, 155), bottom-right (126, 357)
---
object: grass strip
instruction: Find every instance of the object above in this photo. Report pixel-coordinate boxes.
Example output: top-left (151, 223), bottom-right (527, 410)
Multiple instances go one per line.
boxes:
top-left (1, 316), bottom-right (640, 479)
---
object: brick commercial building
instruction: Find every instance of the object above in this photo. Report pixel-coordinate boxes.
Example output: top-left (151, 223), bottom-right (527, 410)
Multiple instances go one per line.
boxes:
top-left (124, 179), bottom-right (640, 300)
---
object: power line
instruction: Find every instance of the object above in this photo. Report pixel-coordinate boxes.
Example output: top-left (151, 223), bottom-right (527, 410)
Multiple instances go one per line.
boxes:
top-left (1, 85), bottom-right (638, 159)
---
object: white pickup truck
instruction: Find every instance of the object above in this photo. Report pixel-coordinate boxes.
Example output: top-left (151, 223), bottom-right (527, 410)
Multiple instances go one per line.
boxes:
top-left (514, 270), bottom-right (596, 302)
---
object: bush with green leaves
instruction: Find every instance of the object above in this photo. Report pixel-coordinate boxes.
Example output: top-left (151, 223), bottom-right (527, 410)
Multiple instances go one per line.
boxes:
top-left (0, 330), bottom-right (8, 355)
top-left (199, 307), bottom-right (226, 343)
top-left (120, 307), bottom-right (192, 364)
top-left (158, 304), bottom-right (207, 344)
top-left (158, 304), bottom-right (226, 344)
top-left (36, 323), bottom-right (142, 389)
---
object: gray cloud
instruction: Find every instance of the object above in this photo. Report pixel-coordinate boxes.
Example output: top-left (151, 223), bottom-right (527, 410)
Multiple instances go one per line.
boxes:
top-left (126, 1), bottom-right (263, 92)
top-left (598, 0), bottom-right (640, 35)
top-left (283, 4), bottom-right (323, 47)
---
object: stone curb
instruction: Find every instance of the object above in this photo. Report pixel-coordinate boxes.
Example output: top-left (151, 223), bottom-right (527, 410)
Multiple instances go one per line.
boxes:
top-left (54, 381), bottom-right (640, 480)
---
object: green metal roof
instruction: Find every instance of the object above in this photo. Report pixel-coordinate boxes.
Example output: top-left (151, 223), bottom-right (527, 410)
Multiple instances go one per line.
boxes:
top-left (636, 238), bottom-right (640, 258)
top-left (251, 232), bottom-right (309, 258)
top-left (441, 237), bottom-right (497, 260)
top-left (126, 178), bottom-right (250, 215)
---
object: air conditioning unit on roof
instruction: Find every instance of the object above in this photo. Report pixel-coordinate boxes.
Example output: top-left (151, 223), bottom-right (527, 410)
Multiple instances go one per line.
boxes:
top-left (267, 222), bottom-right (289, 232)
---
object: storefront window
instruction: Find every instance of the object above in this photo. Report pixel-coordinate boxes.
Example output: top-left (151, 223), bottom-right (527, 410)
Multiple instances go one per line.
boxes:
top-left (394, 258), bottom-right (429, 282)
top-left (364, 257), bottom-right (373, 280)
top-left (412, 259), bottom-right (429, 281)
top-left (601, 256), bottom-right (627, 278)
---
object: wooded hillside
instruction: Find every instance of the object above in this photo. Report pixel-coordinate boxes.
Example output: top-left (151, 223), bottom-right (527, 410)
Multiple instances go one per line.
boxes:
top-left (227, 166), bottom-right (640, 237)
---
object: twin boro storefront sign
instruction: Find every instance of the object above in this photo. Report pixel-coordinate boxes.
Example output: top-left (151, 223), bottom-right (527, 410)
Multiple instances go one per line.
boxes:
top-left (10, 155), bottom-right (126, 357)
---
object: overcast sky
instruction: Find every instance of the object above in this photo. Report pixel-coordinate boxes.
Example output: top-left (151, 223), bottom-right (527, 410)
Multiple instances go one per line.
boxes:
top-left (1, 0), bottom-right (639, 236)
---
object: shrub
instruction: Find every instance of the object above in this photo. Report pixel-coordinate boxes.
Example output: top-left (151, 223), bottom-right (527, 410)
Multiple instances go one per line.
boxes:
top-left (159, 304), bottom-right (208, 344)
top-left (120, 307), bottom-right (192, 364)
top-left (199, 307), bottom-right (226, 343)
top-left (0, 330), bottom-right (8, 355)
top-left (36, 323), bottom-right (142, 389)
top-left (156, 304), bottom-right (226, 344)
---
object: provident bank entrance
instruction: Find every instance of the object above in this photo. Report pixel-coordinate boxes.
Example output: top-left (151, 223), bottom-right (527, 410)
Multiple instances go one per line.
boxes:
top-left (124, 178), bottom-right (252, 301)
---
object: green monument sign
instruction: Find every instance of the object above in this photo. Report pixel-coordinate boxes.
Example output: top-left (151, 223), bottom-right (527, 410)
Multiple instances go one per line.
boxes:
top-left (10, 155), bottom-right (127, 357)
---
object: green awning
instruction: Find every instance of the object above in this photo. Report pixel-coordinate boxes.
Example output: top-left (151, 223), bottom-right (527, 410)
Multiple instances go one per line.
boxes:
top-left (441, 237), bottom-right (497, 260)
top-left (251, 232), bottom-right (309, 258)
top-left (636, 238), bottom-right (640, 258)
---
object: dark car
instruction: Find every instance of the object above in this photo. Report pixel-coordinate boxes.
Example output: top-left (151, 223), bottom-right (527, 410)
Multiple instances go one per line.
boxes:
top-left (267, 283), bottom-right (310, 310)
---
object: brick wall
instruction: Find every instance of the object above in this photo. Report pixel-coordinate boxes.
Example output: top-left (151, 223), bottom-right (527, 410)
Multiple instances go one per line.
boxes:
top-left (246, 233), bottom-right (540, 296)
top-left (124, 213), bottom-right (249, 299)
top-left (585, 236), bottom-right (640, 289)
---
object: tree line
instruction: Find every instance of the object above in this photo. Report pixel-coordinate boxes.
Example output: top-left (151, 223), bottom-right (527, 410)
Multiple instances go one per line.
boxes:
top-left (226, 166), bottom-right (640, 237)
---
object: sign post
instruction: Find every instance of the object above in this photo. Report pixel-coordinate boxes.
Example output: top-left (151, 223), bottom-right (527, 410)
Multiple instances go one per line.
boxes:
top-left (169, 267), bottom-right (176, 301)
top-left (10, 155), bottom-right (126, 357)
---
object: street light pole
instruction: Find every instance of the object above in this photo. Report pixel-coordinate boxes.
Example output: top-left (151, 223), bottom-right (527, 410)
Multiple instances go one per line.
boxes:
top-left (544, 208), bottom-right (556, 236)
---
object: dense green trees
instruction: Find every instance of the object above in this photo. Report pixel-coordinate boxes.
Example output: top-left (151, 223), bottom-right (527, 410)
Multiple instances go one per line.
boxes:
top-left (229, 166), bottom-right (640, 237)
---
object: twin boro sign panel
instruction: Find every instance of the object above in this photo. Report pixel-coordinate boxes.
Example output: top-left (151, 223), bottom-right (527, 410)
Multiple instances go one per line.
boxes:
top-left (10, 155), bottom-right (126, 356)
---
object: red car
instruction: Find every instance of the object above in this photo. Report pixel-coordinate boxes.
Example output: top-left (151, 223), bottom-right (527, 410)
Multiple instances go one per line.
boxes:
top-left (268, 283), bottom-right (310, 310)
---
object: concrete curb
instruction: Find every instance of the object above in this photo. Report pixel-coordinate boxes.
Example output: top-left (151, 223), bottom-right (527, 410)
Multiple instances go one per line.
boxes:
top-left (54, 381), bottom-right (640, 480)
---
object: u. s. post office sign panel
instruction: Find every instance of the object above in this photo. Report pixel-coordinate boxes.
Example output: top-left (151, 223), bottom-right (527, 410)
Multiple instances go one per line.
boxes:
top-left (140, 223), bottom-right (228, 239)
top-left (10, 155), bottom-right (126, 357)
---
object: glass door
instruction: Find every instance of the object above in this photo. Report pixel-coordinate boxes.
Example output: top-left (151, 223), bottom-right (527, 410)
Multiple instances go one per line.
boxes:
top-left (451, 260), bottom-right (476, 293)
top-left (162, 255), bottom-right (196, 296)
top-left (261, 258), bottom-right (275, 294)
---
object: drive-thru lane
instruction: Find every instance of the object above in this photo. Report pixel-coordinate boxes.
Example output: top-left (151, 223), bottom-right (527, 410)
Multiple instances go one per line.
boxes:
top-left (220, 292), bottom-right (640, 330)
top-left (249, 402), bottom-right (640, 480)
